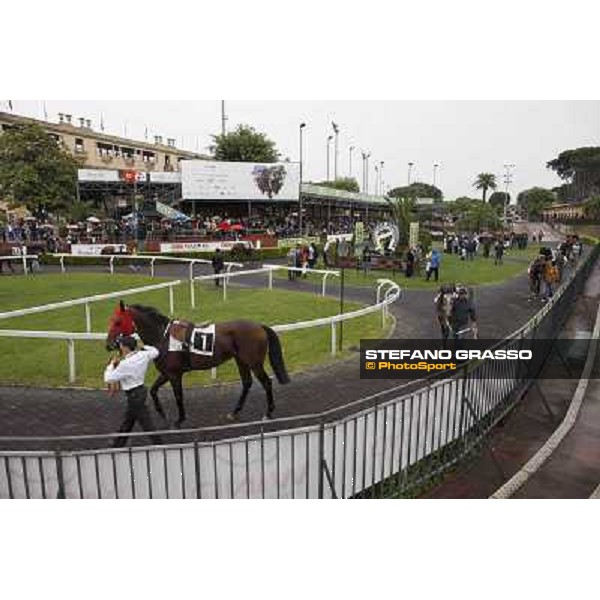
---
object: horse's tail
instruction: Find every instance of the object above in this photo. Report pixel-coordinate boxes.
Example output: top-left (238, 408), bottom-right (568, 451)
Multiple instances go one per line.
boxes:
top-left (262, 325), bottom-right (290, 384)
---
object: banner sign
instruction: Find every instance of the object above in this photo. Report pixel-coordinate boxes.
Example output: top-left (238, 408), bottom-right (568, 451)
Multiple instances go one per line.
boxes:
top-left (277, 237), bottom-right (320, 248)
top-left (160, 241), bottom-right (252, 253)
top-left (78, 169), bottom-right (119, 182)
top-left (182, 160), bottom-right (300, 201)
top-left (155, 200), bottom-right (190, 221)
top-left (409, 222), bottom-right (420, 248)
top-left (119, 170), bottom-right (147, 183)
top-left (150, 172), bottom-right (182, 183)
top-left (71, 244), bottom-right (127, 255)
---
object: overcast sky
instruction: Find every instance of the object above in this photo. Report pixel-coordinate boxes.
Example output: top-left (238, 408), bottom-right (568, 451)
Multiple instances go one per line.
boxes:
top-left (8, 100), bottom-right (600, 200)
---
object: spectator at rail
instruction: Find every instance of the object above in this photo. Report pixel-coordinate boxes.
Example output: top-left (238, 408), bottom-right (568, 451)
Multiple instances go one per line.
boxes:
top-left (405, 247), bottom-right (415, 278)
top-left (287, 246), bottom-right (297, 280)
top-left (541, 256), bottom-right (559, 302)
top-left (212, 248), bottom-right (225, 287)
top-left (528, 254), bottom-right (545, 301)
top-left (361, 245), bottom-right (372, 274)
top-left (426, 248), bottom-right (441, 282)
top-left (494, 239), bottom-right (504, 265)
top-left (300, 244), bottom-right (309, 278)
top-left (307, 242), bottom-right (318, 270)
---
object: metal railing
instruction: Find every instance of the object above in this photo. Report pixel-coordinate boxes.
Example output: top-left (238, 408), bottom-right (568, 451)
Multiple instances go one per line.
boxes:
top-left (0, 254), bottom-right (39, 275)
top-left (1, 246), bottom-right (597, 499)
top-left (52, 253), bottom-right (243, 278)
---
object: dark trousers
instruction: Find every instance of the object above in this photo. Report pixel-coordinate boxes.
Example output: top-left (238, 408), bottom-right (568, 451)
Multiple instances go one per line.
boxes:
top-left (214, 268), bottom-right (222, 286)
top-left (426, 267), bottom-right (439, 281)
top-left (113, 386), bottom-right (163, 448)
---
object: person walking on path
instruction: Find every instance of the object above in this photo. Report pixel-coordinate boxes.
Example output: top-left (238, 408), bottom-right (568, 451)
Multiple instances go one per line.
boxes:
top-left (212, 248), bottom-right (225, 287)
top-left (494, 240), bottom-right (504, 265)
top-left (104, 336), bottom-right (163, 448)
top-left (449, 286), bottom-right (478, 342)
top-left (426, 248), bottom-right (441, 282)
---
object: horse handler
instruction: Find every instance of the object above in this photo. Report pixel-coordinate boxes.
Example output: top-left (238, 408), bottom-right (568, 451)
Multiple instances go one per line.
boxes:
top-left (104, 335), bottom-right (163, 448)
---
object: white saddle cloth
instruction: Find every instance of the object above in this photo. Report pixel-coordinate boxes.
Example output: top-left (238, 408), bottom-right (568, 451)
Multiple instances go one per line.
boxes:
top-left (168, 324), bottom-right (216, 356)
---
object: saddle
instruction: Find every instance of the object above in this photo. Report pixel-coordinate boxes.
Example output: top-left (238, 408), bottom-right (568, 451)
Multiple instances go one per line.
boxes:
top-left (167, 320), bottom-right (216, 356)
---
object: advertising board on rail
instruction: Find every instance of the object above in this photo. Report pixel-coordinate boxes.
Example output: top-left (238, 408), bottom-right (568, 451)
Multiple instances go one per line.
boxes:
top-left (182, 160), bottom-right (300, 201)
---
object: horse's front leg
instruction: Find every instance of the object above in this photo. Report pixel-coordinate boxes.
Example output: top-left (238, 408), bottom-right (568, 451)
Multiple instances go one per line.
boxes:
top-left (169, 375), bottom-right (186, 428)
top-left (150, 372), bottom-right (169, 422)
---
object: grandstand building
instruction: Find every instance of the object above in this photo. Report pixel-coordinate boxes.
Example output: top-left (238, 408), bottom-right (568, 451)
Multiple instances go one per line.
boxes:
top-left (0, 110), bottom-right (389, 225)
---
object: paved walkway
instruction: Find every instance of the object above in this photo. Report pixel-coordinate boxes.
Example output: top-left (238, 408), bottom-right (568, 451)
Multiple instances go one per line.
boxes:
top-left (425, 258), bottom-right (600, 499)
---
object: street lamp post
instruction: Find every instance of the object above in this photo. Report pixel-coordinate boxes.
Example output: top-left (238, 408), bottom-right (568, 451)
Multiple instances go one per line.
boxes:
top-left (326, 135), bottom-right (333, 181)
top-left (337, 237), bottom-right (349, 352)
top-left (380, 161), bottom-right (385, 195)
top-left (299, 122), bottom-right (306, 236)
top-left (408, 162), bottom-right (414, 185)
top-left (332, 122), bottom-right (339, 180)
top-left (374, 165), bottom-right (379, 198)
top-left (433, 162), bottom-right (440, 188)
top-left (349, 146), bottom-right (355, 177)
top-left (365, 152), bottom-right (371, 194)
top-left (503, 163), bottom-right (515, 226)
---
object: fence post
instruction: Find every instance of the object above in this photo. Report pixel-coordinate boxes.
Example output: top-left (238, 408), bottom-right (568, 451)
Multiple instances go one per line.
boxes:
top-left (55, 451), bottom-right (66, 499)
top-left (318, 421), bottom-right (325, 499)
top-left (322, 275), bottom-right (327, 297)
top-left (223, 275), bottom-right (228, 301)
top-left (68, 339), bottom-right (76, 383)
top-left (211, 367), bottom-right (217, 380)
top-left (150, 258), bottom-right (156, 278)
top-left (109, 256), bottom-right (115, 275)
top-left (85, 302), bottom-right (92, 333)
top-left (22, 253), bottom-right (27, 275)
top-left (189, 261), bottom-right (195, 283)
top-left (190, 279), bottom-right (196, 309)
top-left (268, 268), bottom-right (273, 290)
top-left (60, 255), bottom-right (65, 273)
top-left (331, 322), bottom-right (337, 357)
top-left (169, 285), bottom-right (175, 316)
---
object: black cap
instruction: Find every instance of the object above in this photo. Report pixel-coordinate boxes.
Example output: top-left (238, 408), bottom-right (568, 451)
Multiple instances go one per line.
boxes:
top-left (118, 335), bottom-right (137, 351)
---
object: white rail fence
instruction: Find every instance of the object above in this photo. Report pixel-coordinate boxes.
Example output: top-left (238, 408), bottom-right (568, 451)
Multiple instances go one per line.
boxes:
top-left (52, 253), bottom-right (242, 278)
top-left (0, 280), bottom-right (183, 332)
top-left (0, 254), bottom-right (39, 275)
top-left (0, 279), bottom-right (400, 384)
top-left (191, 265), bottom-right (340, 305)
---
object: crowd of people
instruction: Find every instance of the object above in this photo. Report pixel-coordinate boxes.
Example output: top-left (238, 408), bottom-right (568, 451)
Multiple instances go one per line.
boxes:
top-left (527, 234), bottom-right (583, 303)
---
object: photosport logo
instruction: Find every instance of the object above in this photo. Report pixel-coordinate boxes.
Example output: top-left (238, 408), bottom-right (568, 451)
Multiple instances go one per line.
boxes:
top-left (360, 338), bottom-right (594, 380)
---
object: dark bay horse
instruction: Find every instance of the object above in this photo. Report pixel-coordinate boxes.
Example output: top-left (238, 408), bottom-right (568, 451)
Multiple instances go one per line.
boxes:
top-left (105, 302), bottom-right (290, 425)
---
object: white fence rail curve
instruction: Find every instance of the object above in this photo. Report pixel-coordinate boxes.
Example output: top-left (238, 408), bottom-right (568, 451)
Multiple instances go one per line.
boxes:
top-left (0, 279), bottom-right (400, 384)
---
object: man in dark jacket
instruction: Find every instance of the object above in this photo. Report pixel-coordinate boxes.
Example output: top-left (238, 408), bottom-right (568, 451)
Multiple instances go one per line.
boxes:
top-left (450, 287), bottom-right (477, 340)
top-left (212, 248), bottom-right (225, 286)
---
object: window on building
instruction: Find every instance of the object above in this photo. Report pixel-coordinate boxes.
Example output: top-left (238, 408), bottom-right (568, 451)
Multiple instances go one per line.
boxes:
top-left (75, 138), bottom-right (85, 153)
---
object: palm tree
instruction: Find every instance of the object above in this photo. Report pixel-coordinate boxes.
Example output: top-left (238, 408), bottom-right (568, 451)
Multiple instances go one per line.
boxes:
top-left (473, 173), bottom-right (497, 203)
top-left (385, 196), bottom-right (415, 247)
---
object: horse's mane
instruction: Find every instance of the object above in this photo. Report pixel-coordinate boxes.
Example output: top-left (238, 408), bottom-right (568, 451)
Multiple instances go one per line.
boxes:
top-left (129, 304), bottom-right (170, 326)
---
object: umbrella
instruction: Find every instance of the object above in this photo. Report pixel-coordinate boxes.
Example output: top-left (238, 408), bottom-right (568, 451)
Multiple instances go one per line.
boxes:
top-left (218, 222), bottom-right (231, 231)
top-left (230, 223), bottom-right (245, 231)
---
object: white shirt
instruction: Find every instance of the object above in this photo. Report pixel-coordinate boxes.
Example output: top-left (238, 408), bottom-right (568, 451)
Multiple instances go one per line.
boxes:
top-left (103, 346), bottom-right (160, 391)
